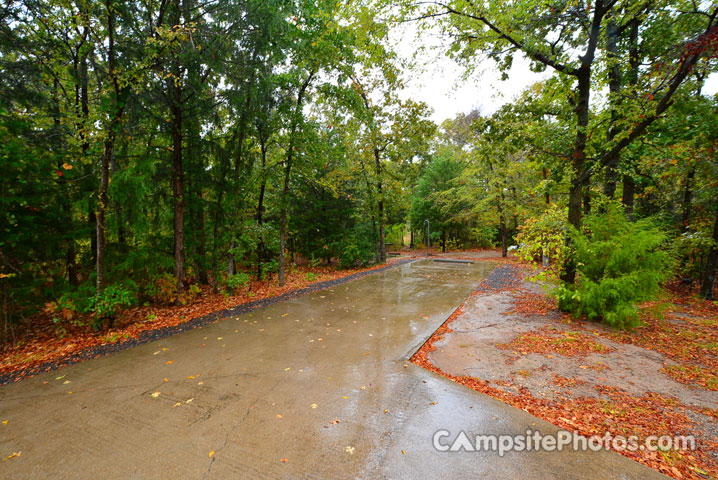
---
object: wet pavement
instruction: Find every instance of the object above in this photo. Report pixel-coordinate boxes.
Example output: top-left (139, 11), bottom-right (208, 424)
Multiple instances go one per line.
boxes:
top-left (0, 259), bottom-right (665, 479)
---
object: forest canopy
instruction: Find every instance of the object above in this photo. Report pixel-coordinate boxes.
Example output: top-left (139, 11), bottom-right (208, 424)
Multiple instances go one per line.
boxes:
top-left (1, 0), bottom-right (717, 338)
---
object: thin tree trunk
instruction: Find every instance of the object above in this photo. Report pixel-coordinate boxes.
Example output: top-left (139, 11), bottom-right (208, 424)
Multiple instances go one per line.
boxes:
top-left (602, 13), bottom-right (622, 200)
top-left (701, 203), bottom-right (718, 299)
top-left (681, 167), bottom-right (695, 233)
top-left (96, 1), bottom-right (123, 296)
top-left (622, 175), bottom-right (635, 219)
top-left (373, 147), bottom-right (386, 263)
top-left (172, 104), bottom-right (184, 295)
top-left (279, 70), bottom-right (315, 286)
top-left (256, 139), bottom-right (267, 280)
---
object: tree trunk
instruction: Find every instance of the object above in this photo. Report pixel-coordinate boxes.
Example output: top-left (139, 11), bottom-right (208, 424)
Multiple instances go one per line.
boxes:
top-left (374, 147), bottom-right (386, 263)
top-left (96, 1), bottom-right (122, 296)
top-left (96, 138), bottom-right (111, 296)
top-left (171, 91), bottom-right (185, 296)
top-left (279, 70), bottom-right (315, 285)
top-left (279, 159), bottom-right (290, 286)
top-left (602, 14), bottom-right (622, 200)
top-left (681, 167), bottom-right (695, 233)
top-left (701, 203), bottom-right (718, 299)
top-left (622, 175), bottom-right (635, 219)
top-left (256, 139), bottom-right (267, 280)
top-left (562, 68), bottom-right (592, 284)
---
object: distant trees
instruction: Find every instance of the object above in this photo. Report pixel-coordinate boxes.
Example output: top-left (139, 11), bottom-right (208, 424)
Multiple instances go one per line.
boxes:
top-left (403, 0), bottom-right (718, 282)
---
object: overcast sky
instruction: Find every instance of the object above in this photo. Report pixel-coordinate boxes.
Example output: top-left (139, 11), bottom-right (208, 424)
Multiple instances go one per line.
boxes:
top-left (392, 23), bottom-right (718, 124)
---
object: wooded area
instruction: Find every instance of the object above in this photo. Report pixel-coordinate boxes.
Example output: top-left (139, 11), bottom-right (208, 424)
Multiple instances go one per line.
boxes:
top-left (1, 0), bottom-right (717, 340)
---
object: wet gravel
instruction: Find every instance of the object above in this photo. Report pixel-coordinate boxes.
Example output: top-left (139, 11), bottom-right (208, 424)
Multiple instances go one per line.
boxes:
top-left (477, 264), bottom-right (523, 292)
top-left (0, 258), bottom-right (417, 386)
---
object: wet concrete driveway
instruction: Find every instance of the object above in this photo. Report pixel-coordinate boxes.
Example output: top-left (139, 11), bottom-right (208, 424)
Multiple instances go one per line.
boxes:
top-left (0, 260), bottom-right (664, 479)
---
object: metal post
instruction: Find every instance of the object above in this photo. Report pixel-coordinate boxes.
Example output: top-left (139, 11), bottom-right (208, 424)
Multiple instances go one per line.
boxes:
top-left (424, 219), bottom-right (430, 257)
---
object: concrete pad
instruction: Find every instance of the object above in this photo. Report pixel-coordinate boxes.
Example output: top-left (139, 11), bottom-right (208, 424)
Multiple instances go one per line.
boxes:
top-left (0, 260), bottom-right (665, 479)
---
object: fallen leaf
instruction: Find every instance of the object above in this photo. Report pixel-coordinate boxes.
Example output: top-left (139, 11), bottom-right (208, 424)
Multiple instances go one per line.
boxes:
top-left (165, 360), bottom-right (173, 365)
top-left (208, 450), bottom-right (215, 458)
top-left (401, 450), bottom-right (406, 455)
top-left (277, 414), bottom-right (283, 419)
top-left (331, 419), bottom-right (340, 425)
top-left (280, 458), bottom-right (288, 463)
top-left (151, 391), bottom-right (161, 398)
top-left (2, 452), bottom-right (21, 462)
top-left (172, 402), bottom-right (181, 407)
top-left (345, 446), bottom-right (355, 455)
top-left (311, 404), bottom-right (318, 409)
top-left (186, 398), bottom-right (194, 404)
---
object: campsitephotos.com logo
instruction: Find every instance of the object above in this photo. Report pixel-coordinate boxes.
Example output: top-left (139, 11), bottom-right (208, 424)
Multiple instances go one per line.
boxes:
top-left (433, 429), bottom-right (696, 457)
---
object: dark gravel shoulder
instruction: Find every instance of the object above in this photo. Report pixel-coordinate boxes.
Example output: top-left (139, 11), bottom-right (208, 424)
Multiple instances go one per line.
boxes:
top-left (476, 263), bottom-right (524, 292)
top-left (0, 258), bottom-right (416, 386)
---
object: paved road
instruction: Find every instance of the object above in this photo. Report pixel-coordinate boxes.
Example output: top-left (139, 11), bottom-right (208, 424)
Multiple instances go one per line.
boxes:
top-left (0, 260), bottom-right (665, 479)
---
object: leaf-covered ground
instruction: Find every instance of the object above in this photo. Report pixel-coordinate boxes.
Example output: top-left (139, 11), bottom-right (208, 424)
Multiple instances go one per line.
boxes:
top-left (412, 258), bottom-right (718, 480)
top-left (0, 255), bottom-right (418, 383)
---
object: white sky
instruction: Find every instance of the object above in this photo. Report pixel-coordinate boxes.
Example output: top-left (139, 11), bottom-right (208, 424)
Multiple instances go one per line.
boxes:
top-left (392, 23), bottom-right (718, 124)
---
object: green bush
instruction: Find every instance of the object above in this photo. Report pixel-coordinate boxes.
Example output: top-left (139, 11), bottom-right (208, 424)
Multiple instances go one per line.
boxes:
top-left (516, 205), bottom-right (568, 281)
top-left (90, 285), bottom-right (135, 330)
top-left (555, 207), bottom-right (674, 329)
top-left (305, 272), bottom-right (317, 282)
top-left (226, 272), bottom-right (250, 294)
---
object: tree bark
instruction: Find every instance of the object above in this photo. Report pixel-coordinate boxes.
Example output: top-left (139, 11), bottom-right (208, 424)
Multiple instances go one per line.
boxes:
top-left (562, 67), bottom-right (592, 283)
top-left (256, 139), bottom-right (267, 280)
top-left (279, 70), bottom-right (315, 286)
top-left (602, 13), bottom-right (622, 200)
top-left (374, 147), bottom-right (386, 263)
top-left (681, 167), bottom-right (695, 233)
top-left (622, 175), bottom-right (635, 219)
top-left (96, 0), bottom-right (124, 296)
top-left (701, 203), bottom-right (718, 299)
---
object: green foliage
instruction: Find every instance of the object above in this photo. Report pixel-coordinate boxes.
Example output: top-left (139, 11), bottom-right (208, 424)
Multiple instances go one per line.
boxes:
top-left (305, 272), bottom-right (317, 282)
top-left (90, 285), bottom-right (136, 330)
top-left (409, 151), bottom-right (464, 236)
top-left (470, 226), bottom-right (496, 248)
top-left (555, 207), bottom-right (675, 329)
top-left (339, 241), bottom-right (374, 269)
top-left (516, 205), bottom-right (569, 281)
top-left (385, 224), bottom-right (405, 248)
top-left (227, 273), bottom-right (251, 291)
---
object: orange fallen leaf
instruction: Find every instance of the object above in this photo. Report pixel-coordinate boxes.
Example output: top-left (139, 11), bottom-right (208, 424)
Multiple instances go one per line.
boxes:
top-left (280, 458), bottom-right (288, 463)
top-left (208, 450), bottom-right (215, 458)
